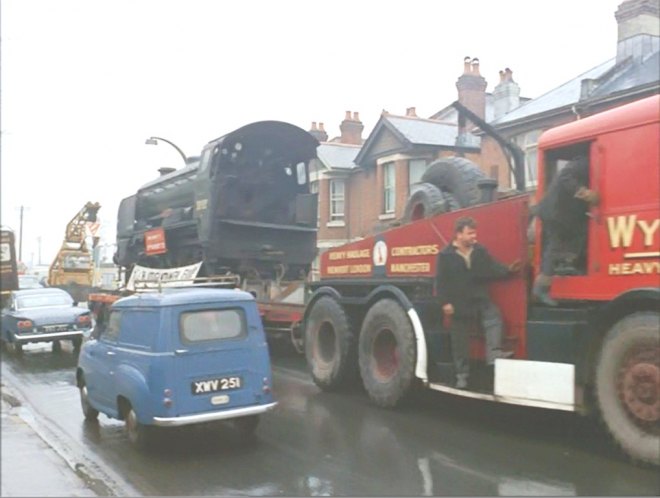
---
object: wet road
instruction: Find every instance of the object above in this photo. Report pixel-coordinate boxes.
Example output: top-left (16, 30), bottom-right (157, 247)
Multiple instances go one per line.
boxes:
top-left (2, 341), bottom-right (659, 496)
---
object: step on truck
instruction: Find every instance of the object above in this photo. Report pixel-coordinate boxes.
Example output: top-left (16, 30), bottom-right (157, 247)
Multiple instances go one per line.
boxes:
top-left (303, 95), bottom-right (660, 466)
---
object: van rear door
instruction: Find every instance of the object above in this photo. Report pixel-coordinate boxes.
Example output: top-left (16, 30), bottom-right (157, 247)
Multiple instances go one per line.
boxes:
top-left (171, 302), bottom-right (270, 416)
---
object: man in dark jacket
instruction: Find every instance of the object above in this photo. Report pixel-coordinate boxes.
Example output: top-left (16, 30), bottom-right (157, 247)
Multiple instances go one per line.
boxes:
top-left (532, 156), bottom-right (599, 305)
top-left (436, 216), bottom-right (520, 389)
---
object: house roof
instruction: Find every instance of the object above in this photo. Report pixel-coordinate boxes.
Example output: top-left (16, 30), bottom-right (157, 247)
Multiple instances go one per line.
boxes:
top-left (586, 50), bottom-right (660, 100)
top-left (489, 58), bottom-right (617, 126)
top-left (317, 142), bottom-right (360, 170)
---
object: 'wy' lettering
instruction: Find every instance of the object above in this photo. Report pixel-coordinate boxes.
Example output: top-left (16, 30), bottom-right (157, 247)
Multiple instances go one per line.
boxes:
top-left (607, 215), bottom-right (660, 248)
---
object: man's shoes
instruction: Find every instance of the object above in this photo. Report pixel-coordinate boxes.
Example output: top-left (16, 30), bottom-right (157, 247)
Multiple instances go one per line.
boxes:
top-left (532, 284), bottom-right (558, 306)
top-left (491, 349), bottom-right (514, 361)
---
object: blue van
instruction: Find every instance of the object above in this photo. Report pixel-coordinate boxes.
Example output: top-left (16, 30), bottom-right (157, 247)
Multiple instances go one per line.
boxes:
top-left (76, 288), bottom-right (276, 448)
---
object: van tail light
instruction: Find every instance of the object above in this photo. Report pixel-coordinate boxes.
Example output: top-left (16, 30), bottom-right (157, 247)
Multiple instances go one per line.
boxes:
top-left (163, 388), bottom-right (173, 407)
top-left (17, 320), bottom-right (33, 330)
top-left (262, 377), bottom-right (271, 394)
top-left (76, 314), bottom-right (92, 326)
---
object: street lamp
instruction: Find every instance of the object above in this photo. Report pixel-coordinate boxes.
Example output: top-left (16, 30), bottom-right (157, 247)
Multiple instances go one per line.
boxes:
top-left (145, 136), bottom-right (188, 166)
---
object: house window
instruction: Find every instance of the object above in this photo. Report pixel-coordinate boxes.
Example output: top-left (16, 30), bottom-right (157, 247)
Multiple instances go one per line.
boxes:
top-left (520, 130), bottom-right (541, 188)
top-left (330, 179), bottom-right (345, 222)
top-left (383, 162), bottom-right (395, 214)
top-left (408, 159), bottom-right (427, 194)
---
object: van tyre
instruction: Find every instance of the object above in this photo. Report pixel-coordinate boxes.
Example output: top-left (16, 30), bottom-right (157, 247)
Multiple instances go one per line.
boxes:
top-left (420, 156), bottom-right (487, 208)
top-left (234, 415), bottom-right (260, 436)
top-left (305, 296), bottom-right (358, 390)
top-left (79, 378), bottom-right (99, 421)
top-left (402, 183), bottom-right (459, 223)
top-left (125, 406), bottom-right (152, 449)
top-left (359, 299), bottom-right (416, 408)
top-left (595, 312), bottom-right (660, 466)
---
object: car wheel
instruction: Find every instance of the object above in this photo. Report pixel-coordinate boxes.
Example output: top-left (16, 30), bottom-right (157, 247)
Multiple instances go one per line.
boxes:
top-left (125, 406), bottom-right (152, 449)
top-left (79, 379), bottom-right (99, 421)
top-left (234, 415), bottom-right (260, 436)
top-left (72, 337), bottom-right (83, 353)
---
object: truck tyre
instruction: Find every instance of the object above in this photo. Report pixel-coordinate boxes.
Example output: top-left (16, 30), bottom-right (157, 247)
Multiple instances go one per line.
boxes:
top-left (359, 299), bottom-right (416, 408)
top-left (595, 312), bottom-right (659, 466)
top-left (305, 296), bottom-right (357, 391)
top-left (420, 156), bottom-right (487, 208)
top-left (402, 183), bottom-right (460, 223)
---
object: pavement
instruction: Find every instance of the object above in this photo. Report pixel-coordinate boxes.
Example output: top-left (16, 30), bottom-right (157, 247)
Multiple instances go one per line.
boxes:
top-left (1, 384), bottom-right (98, 497)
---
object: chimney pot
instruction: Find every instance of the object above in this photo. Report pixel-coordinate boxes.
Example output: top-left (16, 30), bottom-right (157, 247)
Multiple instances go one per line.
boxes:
top-left (463, 56), bottom-right (471, 74)
top-left (499, 70), bottom-right (505, 82)
top-left (319, 122), bottom-right (325, 131)
top-left (344, 110), bottom-right (352, 120)
top-left (353, 111), bottom-right (360, 121)
top-left (406, 107), bottom-right (417, 117)
top-left (311, 121), bottom-right (318, 130)
top-left (471, 57), bottom-right (480, 75)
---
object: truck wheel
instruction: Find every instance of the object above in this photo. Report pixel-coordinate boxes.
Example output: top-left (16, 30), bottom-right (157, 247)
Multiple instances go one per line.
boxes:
top-left (78, 377), bottom-right (99, 422)
top-left (359, 299), bottom-right (416, 407)
top-left (125, 405), bottom-right (152, 449)
top-left (402, 183), bottom-right (460, 223)
top-left (305, 296), bottom-right (357, 390)
top-left (595, 312), bottom-right (659, 466)
top-left (420, 156), bottom-right (487, 208)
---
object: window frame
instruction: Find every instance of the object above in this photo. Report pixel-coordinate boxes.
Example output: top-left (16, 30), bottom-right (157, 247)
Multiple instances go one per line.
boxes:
top-left (383, 162), bottom-right (396, 214)
top-left (178, 307), bottom-right (247, 344)
top-left (329, 179), bottom-right (345, 222)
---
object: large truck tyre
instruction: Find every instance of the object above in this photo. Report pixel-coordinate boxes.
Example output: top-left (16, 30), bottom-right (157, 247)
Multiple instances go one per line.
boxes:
top-left (402, 183), bottom-right (460, 223)
top-left (595, 312), bottom-right (659, 466)
top-left (420, 157), bottom-right (487, 208)
top-left (305, 296), bottom-right (358, 390)
top-left (359, 299), bottom-right (417, 408)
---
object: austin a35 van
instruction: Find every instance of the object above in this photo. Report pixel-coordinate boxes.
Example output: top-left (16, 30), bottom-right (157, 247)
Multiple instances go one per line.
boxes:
top-left (76, 288), bottom-right (276, 448)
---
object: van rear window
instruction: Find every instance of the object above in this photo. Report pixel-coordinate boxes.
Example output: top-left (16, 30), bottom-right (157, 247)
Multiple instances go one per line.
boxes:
top-left (180, 308), bottom-right (245, 343)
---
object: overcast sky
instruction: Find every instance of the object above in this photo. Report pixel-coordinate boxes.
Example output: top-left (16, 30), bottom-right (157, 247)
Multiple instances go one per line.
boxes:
top-left (1, 0), bottom-right (623, 267)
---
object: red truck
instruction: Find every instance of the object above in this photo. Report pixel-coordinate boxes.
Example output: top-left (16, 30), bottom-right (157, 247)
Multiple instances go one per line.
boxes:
top-left (303, 95), bottom-right (659, 465)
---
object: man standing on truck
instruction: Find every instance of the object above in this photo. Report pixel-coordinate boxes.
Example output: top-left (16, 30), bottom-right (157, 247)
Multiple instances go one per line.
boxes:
top-left (532, 156), bottom-right (599, 306)
top-left (436, 217), bottom-right (520, 389)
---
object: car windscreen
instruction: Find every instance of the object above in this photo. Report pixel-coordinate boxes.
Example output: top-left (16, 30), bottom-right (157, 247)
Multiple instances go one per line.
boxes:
top-left (179, 308), bottom-right (246, 343)
top-left (17, 293), bottom-right (73, 309)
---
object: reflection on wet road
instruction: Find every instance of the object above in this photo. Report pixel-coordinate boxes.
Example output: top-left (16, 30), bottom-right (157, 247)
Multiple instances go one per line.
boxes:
top-left (2, 342), bottom-right (659, 496)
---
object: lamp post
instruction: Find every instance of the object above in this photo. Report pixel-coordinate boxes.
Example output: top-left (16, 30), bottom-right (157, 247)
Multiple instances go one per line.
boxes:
top-left (145, 136), bottom-right (188, 166)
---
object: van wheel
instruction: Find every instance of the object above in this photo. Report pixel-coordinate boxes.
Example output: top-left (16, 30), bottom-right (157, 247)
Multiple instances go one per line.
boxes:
top-left (402, 183), bottom-right (459, 223)
top-left (125, 406), bottom-right (151, 449)
top-left (79, 378), bottom-right (99, 421)
top-left (420, 156), bottom-right (487, 208)
top-left (359, 299), bottom-right (417, 408)
top-left (595, 312), bottom-right (660, 466)
top-left (234, 415), bottom-right (259, 436)
top-left (305, 296), bottom-right (358, 390)
top-left (8, 337), bottom-right (23, 356)
top-left (52, 340), bottom-right (62, 353)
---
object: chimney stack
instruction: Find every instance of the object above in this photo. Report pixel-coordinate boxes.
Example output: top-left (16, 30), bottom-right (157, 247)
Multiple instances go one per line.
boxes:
top-left (308, 121), bottom-right (328, 142)
top-left (340, 110), bottom-right (364, 145)
top-left (615, 0), bottom-right (659, 63)
top-left (493, 67), bottom-right (520, 119)
top-left (456, 56), bottom-right (487, 134)
top-left (406, 107), bottom-right (417, 117)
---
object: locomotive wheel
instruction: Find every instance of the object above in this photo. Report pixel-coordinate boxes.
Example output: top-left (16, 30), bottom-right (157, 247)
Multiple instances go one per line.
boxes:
top-left (402, 183), bottom-right (460, 223)
top-left (595, 312), bottom-right (660, 466)
top-left (359, 299), bottom-right (417, 408)
top-left (305, 296), bottom-right (358, 390)
top-left (420, 156), bottom-right (487, 208)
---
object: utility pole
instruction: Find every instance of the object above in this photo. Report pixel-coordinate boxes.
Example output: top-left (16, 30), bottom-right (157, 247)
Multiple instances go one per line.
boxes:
top-left (18, 205), bottom-right (24, 262)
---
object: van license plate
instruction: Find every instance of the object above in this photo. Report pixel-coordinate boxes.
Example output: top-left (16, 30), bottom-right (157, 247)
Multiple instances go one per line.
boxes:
top-left (192, 376), bottom-right (242, 394)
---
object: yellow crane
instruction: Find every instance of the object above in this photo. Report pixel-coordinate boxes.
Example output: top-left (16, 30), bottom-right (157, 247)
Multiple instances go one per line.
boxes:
top-left (48, 202), bottom-right (101, 302)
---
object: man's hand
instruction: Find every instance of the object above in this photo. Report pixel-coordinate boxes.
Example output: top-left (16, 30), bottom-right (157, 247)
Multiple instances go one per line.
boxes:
top-left (508, 259), bottom-right (523, 273)
top-left (575, 187), bottom-right (600, 206)
top-left (442, 303), bottom-right (454, 315)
